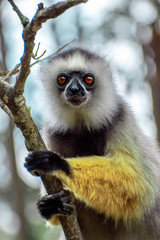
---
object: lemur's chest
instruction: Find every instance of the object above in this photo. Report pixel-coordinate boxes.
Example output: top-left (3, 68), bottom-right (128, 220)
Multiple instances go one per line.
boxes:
top-left (48, 128), bottom-right (107, 158)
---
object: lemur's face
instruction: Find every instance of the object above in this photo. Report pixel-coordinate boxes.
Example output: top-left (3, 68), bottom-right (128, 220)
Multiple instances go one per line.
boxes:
top-left (56, 71), bottom-right (95, 107)
top-left (41, 47), bottom-right (116, 114)
top-left (40, 47), bottom-right (118, 130)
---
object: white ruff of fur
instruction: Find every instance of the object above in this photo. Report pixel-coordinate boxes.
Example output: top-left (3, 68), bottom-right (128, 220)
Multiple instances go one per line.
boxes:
top-left (41, 50), bottom-right (119, 132)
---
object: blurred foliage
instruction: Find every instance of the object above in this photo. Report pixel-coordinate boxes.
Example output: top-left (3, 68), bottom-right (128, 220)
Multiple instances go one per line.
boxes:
top-left (0, 0), bottom-right (160, 239)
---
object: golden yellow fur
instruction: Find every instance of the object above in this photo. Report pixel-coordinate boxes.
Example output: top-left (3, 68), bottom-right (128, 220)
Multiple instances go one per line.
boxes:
top-left (49, 215), bottom-right (60, 225)
top-left (52, 150), bottom-right (154, 222)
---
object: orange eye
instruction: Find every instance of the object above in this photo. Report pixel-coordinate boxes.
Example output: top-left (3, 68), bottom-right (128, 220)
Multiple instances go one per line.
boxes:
top-left (57, 75), bottom-right (67, 85)
top-left (84, 75), bottom-right (95, 85)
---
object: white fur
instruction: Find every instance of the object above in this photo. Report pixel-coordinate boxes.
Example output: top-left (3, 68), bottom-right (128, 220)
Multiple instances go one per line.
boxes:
top-left (40, 48), bottom-right (119, 132)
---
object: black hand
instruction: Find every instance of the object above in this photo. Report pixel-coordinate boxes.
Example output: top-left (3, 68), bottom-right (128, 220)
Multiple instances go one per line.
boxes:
top-left (37, 191), bottom-right (74, 220)
top-left (24, 150), bottom-right (71, 176)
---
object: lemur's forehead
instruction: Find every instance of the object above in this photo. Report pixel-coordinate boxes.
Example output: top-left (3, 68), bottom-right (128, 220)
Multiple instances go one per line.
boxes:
top-left (58, 53), bottom-right (89, 71)
top-left (48, 51), bottom-right (106, 77)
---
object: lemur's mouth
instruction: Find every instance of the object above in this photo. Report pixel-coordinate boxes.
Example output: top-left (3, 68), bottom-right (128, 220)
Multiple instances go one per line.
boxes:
top-left (67, 95), bottom-right (87, 106)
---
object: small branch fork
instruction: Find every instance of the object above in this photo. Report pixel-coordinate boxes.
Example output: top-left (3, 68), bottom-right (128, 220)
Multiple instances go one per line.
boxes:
top-left (0, 1), bottom-right (88, 239)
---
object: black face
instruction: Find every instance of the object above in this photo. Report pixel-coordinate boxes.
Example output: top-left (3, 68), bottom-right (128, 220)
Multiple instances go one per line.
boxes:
top-left (56, 71), bottom-right (95, 106)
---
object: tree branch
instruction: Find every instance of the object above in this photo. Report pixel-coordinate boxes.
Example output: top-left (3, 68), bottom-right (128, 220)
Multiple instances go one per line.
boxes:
top-left (1, 1), bottom-right (88, 239)
top-left (7, 0), bottom-right (29, 27)
top-left (0, 77), bottom-right (44, 150)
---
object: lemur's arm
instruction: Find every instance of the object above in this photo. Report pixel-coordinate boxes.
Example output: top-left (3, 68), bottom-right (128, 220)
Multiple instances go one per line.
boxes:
top-left (25, 150), bottom-right (153, 221)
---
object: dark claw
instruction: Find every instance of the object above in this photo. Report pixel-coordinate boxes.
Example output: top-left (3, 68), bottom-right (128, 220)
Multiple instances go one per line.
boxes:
top-left (24, 150), bottom-right (71, 176)
top-left (37, 191), bottom-right (74, 220)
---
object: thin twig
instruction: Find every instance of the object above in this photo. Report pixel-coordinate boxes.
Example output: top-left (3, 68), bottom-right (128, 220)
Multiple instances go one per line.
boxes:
top-left (33, 50), bottom-right (46, 60)
top-left (7, 0), bottom-right (29, 27)
top-left (0, 99), bottom-right (14, 120)
top-left (4, 63), bottom-right (21, 81)
top-left (32, 43), bottom-right (46, 60)
top-left (0, 78), bottom-right (14, 119)
top-left (30, 39), bottom-right (76, 67)
top-left (33, 43), bottom-right (41, 59)
top-left (48, 39), bottom-right (76, 58)
top-left (0, 71), bottom-right (9, 76)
